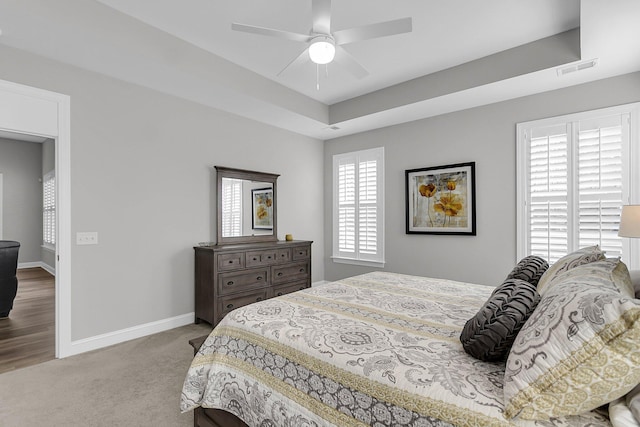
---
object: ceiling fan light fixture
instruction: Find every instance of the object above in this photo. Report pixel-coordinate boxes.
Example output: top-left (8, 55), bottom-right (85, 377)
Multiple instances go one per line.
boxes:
top-left (308, 35), bottom-right (335, 64)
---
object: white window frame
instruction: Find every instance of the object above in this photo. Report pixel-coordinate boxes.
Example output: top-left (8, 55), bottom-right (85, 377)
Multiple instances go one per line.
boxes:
top-left (42, 170), bottom-right (56, 250)
top-left (332, 147), bottom-right (385, 267)
top-left (517, 103), bottom-right (640, 270)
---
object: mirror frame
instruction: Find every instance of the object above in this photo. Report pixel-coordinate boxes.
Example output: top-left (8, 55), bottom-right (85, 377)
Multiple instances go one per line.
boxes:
top-left (215, 166), bottom-right (279, 245)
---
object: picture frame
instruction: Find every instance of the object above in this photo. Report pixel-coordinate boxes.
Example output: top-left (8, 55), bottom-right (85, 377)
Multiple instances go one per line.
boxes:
top-left (405, 162), bottom-right (476, 235)
top-left (251, 187), bottom-right (274, 230)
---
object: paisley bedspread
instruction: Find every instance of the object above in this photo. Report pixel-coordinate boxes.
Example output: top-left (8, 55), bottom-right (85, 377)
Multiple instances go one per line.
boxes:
top-left (180, 271), bottom-right (611, 427)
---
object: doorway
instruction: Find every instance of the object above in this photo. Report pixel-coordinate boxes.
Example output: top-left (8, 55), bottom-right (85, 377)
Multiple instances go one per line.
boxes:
top-left (0, 78), bottom-right (71, 358)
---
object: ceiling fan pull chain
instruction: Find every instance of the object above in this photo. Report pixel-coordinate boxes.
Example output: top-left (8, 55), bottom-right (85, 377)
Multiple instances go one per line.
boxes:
top-left (316, 64), bottom-right (320, 91)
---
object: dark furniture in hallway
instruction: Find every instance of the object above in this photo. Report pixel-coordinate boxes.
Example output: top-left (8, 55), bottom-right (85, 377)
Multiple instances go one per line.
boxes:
top-left (0, 241), bottom-right (20, 318)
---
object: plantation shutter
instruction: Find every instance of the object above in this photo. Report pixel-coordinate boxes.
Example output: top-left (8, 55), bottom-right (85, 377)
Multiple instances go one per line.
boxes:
top-left (529, 124), bottom-right (569, 263)
top-left (333, 148), bottom-right (384, 265)
top-left (43, 171), bottom-right (56, 246)
top-left (221, 178), bottom-right (242, 237)
top-left (519, 106), bottom-right (634, 265)
top-left (577, 115), bottom-right (624, 258)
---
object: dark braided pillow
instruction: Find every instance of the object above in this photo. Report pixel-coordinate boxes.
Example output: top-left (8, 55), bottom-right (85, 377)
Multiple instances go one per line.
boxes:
top-left (460, 279), bottom-right (540, 362)
top-left (506, 255), bottom-right (549, 287)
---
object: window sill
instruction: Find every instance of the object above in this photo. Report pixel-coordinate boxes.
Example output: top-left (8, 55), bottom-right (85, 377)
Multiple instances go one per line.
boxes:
top-left (41, 244), bottom-right (55, 253)
top-left (331, 256), bottom-right (385, 268)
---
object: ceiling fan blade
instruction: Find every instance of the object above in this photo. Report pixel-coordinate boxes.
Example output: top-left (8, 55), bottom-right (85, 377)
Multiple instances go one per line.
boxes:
top-left (277, 47), bottom-right (310, 76)
top-left (232, 23), bottom-right (311, 43)
top-left (333, 17), bottom-right (412, 45)
top-left (312, 0), bottom-right (331, 34)
top-left (333, 46), bottom-right (368, 79)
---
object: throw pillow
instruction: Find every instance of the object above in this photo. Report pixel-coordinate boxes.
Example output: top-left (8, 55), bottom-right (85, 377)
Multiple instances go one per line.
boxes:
top-left (460, 279), bottom-right (540, 362)
top-left (503, 266), bottom-right (640, 420)
top-left (505, 255), bottom-right (549, 287)
top-left (539, 258), bottom-right (634, 299)
top-left (536, 245), bottom-right (605, 295)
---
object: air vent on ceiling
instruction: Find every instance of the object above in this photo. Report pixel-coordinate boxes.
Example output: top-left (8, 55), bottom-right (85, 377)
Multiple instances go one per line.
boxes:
top-left (557, 59), bottom-right (598, 76)
top-left (328, 126), bottom-right (340, 131)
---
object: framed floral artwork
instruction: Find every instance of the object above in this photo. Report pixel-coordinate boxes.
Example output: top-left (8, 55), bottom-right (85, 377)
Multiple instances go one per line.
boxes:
top-left (251, 187), bottom-right (274, 230)
top-left (405, 162), bottom-right (476, 235)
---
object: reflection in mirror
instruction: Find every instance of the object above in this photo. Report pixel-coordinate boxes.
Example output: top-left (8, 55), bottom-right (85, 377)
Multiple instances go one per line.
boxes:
top-left (216, 166), bottom-right (279, 245)
top-left (220, 178), bottom-right (273, 238)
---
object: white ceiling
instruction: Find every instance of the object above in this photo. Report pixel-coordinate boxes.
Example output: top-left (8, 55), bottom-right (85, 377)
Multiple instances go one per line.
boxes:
top-left (0, 0), bottom-right (639, 140)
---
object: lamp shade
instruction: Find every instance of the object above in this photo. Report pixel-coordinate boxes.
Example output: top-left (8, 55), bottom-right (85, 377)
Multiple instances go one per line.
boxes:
top-left (308, 35), bottom-right (335, 65)
top-left (618, 205), bottom-right (640, 238)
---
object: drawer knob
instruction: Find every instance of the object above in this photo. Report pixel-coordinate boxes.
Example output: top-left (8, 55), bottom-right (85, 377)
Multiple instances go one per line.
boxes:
top-left (256, 297), bottom-right (263, 302)
top-left (226, 303), bottom-right (234, 309)
top-left (267, 256), bottom-right (272, 259)
top-left (252, 257), bottom-right (258, 261)
top-left (256, 276), bottom-right (263, 281)
top-left (299, 268), bottom-right (305, 273)
top-left (280, 254), bottom-right (286, 257)
top-left (276, 292), bottom-right (283, 296)
top-left (298, 251), bottom-right (304, 255)
top-left (277, 272), bottom-right (283, 277)
top-left (228, 260), bottom-right (234, 264)
top-left (226, 281), bottom-right (234, 286)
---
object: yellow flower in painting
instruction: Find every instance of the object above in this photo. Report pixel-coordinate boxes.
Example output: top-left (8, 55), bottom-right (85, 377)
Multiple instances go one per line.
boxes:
top-left (446, 181), bottom-right (456, 191)
top-left (419, 183), bottom-right (437, 197)
top-left (256, 205), bottom-right (268, 219)
top-left (265, 198), bottom-right (272, 207)
top-left (434, 194), bottom-right (463, 217)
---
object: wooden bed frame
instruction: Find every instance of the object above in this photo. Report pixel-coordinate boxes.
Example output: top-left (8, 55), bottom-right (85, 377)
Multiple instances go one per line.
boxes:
top-left (189, 336), bottom-right (249, 427)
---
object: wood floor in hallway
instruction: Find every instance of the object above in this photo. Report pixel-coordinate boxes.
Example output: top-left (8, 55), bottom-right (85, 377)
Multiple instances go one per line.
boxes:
top-left (0, 267), bottom-right (55, 374)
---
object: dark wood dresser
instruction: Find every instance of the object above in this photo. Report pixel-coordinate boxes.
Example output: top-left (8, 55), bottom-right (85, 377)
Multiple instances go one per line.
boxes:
top-left (194, 240), bottom-right (312, 326)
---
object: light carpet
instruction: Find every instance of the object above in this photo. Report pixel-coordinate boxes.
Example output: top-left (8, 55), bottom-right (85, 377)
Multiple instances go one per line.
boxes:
top-left (0, 323), bottom-right (211, 427)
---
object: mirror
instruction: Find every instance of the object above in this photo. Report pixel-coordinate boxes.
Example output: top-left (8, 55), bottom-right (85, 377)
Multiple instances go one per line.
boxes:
top-left (216, 166), bottom-right (279, 245)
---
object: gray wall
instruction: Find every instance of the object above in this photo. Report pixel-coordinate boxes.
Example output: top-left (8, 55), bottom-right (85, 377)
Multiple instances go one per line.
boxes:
top-left (0, 44), bottom-right (324, 341)
top-left (324, 71), bottom-right (640, 286)
top-left (0, 137), bottom-right (43, 264)
top-left (42, 139), bottom-right (56, 270)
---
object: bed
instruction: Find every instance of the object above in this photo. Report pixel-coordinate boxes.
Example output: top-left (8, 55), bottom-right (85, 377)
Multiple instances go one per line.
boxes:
top-left (181, 271), bottom-right (617, 427)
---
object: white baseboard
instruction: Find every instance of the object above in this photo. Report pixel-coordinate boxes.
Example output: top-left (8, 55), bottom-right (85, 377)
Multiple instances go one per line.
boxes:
top-left (312, 280), bottom-right (331, 287)
top-left (18, 261), bottom-right (56, 276)
top-left (66, 312), bottom-right (195, 357)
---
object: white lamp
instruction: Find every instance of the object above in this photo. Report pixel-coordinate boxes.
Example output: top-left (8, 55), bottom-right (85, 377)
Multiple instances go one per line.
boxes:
top-left (619, 205), bottom-right (640, 238)
top-left (308, 35), bottom-right (335, 65)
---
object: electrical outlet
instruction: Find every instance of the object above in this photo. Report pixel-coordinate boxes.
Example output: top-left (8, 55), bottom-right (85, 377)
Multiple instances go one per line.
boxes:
top-left (76, 232), bottom-right (98, 245)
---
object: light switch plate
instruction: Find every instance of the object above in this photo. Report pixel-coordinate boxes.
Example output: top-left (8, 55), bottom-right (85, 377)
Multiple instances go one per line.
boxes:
top-left (76, 232), bottom-right (98, 245)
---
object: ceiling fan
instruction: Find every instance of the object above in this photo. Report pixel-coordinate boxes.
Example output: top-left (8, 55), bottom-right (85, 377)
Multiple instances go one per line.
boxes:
top-left (231, 0), bottom-right (412, 80)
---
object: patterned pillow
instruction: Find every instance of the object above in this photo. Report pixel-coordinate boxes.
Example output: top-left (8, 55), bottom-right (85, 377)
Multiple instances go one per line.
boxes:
top-left (540, 259), bottom-right (635, 299)
top-left (536, 246), bottom-right (606, 295)
top-left (460, 279), bottom-right (540, 362)
top-left (506, 256), bottom-right (549, 287)
top-left (503, 260), bottom-right (640, 420)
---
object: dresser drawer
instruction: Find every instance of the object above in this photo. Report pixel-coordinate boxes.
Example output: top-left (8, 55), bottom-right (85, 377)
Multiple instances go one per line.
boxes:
top-left (217, 289), bottom-right (268, 322)
top-left (218, 268), bottom-right (269, 295)
top-left (272, 261), bottom-right (309, 284)
top-left (217, 252), bottom-right (244, 271)
top-left (245, 250), bottom-right (277, 267)
top-left (273, 280), bottom-right (309, 297)
top-left (292, 246), bottom-right (310, 260)
top-left (275, 248), bottom-right (291, 263)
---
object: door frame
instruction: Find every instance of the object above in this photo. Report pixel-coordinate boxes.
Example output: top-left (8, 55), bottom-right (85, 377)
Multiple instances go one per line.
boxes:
top-left (0, 78), bottom-right (71, 357)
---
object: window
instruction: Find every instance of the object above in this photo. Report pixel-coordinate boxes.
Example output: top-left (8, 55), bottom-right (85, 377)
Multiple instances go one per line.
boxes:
top-left (43, 170), bottom-right (55, 248)
top-left (221, 178), bottom-right (242, 237)
top-left (332, 147), bottom-right (385, 267)
top-left (517, 103), bottom-right (639, 268)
